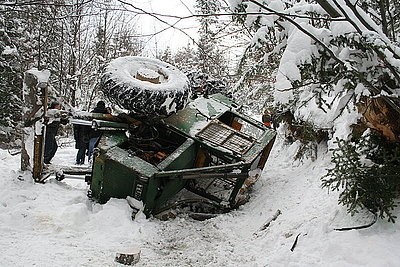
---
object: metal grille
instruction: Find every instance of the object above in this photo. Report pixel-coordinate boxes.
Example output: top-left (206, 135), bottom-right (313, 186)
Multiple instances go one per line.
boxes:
top-left (196, 122), bottom-right (254, 154)
top-left (224, 134), bottom-right (253, 154)
top-left (197, 123), bottom-right (231, 145)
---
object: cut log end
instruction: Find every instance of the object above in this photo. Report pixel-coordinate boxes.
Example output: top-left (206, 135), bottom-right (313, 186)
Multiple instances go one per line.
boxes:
top-left (115, 248), bottom-right (141, 265)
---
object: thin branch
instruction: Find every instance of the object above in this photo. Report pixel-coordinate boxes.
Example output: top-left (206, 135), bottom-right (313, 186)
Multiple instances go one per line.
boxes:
top-left (334, 212), bottom-right (377, 231)
top-left (290, 233), bottom-right (301, 252)
top-left (116, 0), bottom-right (199, 47)
top-left (0, 0), bottom-right (93, 7)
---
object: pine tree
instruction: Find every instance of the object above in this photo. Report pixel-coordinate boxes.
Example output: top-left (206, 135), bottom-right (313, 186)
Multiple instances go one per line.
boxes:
top-left (159, 46), bottom-right (174, 65)
top-left (174, 44), bottom-right (197, 73)
top-left (194, 0), bottom-right (228, 78)
top-left (0, 9), bottom-right (22, 127)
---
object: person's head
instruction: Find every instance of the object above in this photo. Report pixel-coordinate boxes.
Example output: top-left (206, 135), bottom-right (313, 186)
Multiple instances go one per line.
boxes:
top-left (50, 101), bottom-right (61, 110)
top-left (96, 101), bottom-right (106, 109)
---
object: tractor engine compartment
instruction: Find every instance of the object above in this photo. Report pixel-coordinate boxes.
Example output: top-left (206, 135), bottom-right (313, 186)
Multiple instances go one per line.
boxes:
top-left (119, 124), bottom-right (187, 166)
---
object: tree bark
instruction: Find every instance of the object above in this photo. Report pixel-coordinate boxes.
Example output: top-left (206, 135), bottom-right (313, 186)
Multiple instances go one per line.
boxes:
top-left (314, 0), bottom-right (341, 18)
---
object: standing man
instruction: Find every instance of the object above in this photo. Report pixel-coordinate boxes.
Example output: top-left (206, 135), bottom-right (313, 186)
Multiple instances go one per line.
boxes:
top-left (44, 101), bottom-right (66, 164)
top-left (73, 123), bottom-right (90, 165)
top-left (88, 101), bottom-right (110, 162)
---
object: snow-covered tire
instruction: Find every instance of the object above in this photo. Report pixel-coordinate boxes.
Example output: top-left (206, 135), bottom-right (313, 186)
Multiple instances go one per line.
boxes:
top-left (100, 56), bottom-right (191, 116)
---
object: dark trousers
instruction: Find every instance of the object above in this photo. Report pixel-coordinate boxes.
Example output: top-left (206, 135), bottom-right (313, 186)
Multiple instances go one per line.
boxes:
top-left (44, 133), bottom-right (58, 164)
top-left (76, 147), bottom-right (87, 165)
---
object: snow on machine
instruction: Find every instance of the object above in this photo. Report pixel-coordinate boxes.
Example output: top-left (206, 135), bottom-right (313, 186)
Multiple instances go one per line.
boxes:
top-left (82, 56), bottom-right (276, 219)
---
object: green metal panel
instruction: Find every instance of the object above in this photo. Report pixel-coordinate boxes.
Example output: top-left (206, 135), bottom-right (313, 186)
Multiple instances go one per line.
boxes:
top-left (90, 145), bottom-right (158, 203)
top-left (157, 139), bottom-right (197, 171)
top-left (143, 139), bottom-right (197, 215)
top-left (102, 159), bottom-right (140, 200)
top-left (90, 155), bottom-right (106, 202)
top-left (164, 95), bottom-right (232, 138)
top-left (242, 129), bottom-right (276, 164)
top-left (105, 146), bottom-right (158, 178)
top-left (90, 132), bottom-right (128, 202)
top-left (98, 131), bottom-right (128, 150)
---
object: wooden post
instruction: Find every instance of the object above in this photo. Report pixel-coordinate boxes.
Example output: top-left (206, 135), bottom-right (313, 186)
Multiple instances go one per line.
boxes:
top-left (32, 82), bottom-right (48, 182)
top-left (21, 69), bottom-right (50, 180)
top-left (32, 135), bottom-right (44, 181)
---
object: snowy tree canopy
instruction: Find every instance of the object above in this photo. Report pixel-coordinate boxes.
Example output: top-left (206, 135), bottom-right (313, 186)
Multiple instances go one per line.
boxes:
top-left (230, 0), bottom-right (400, 142)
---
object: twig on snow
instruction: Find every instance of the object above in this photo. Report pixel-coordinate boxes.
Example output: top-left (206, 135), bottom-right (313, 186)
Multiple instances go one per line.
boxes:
top-left (254, 209), bottom-right (282, 235)
top-left (290, 233), bottom-right (301, 252)
top-left (334, 212), bottom-right (377, 231)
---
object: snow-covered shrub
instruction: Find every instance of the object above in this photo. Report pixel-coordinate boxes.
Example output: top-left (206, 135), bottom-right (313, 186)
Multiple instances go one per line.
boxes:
top-left (322, 132), bottom-right (400, 223)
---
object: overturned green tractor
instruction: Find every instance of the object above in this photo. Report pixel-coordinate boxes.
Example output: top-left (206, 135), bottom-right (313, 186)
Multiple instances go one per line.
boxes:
top-left (87, 57), bottom-right (276, 219)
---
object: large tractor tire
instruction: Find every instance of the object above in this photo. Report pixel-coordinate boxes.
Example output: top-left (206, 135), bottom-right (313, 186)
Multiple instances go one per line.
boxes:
top-left (100, 56), bottom-right (191, 117)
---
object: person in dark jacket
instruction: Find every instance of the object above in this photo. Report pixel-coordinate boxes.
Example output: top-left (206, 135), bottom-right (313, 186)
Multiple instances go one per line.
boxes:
top-left (262, 110), bottom-right (273, 128)
top-left (44, 101), bottom-right (66, 164)
top-left (88, 101), bottom-right (110, 162)
top-left (73, 124), bottom-right (90, 165)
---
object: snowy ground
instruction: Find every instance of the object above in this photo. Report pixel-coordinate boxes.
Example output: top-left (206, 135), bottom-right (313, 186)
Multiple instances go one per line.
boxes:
top-left (0, 133), bottom-right (399, 266)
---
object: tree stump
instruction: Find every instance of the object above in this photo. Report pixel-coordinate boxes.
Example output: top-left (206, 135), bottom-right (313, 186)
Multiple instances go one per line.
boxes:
top-left (115, 247), bottom-right (141, 265)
